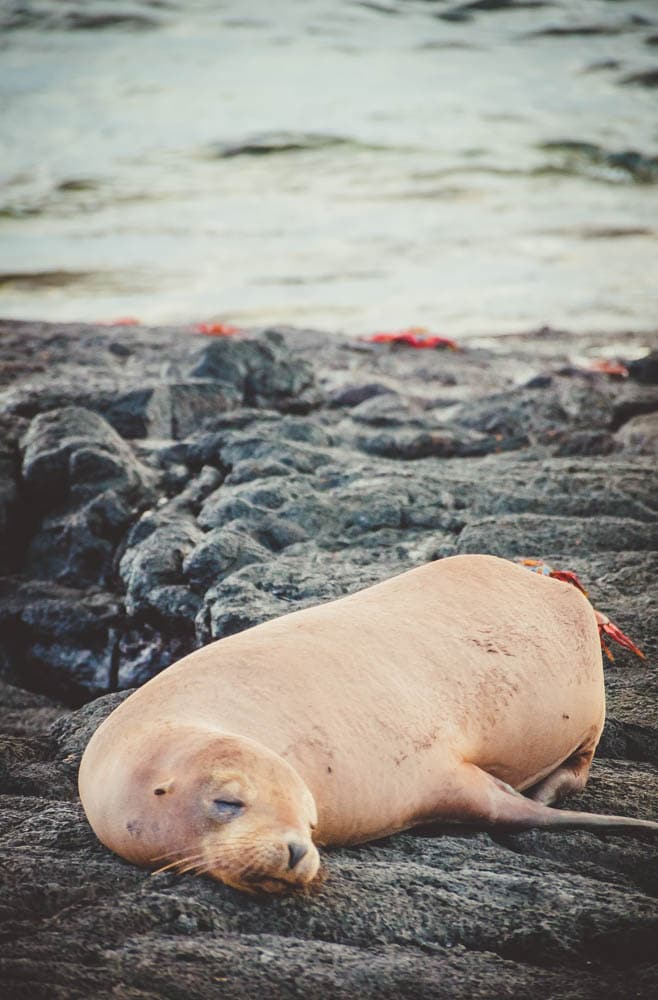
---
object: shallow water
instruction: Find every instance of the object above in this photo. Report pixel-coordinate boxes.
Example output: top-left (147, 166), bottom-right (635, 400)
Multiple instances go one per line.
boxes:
top-left (1, 0), bottom-right (657, 338)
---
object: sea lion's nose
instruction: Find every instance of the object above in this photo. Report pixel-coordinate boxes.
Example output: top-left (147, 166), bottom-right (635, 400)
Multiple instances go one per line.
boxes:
top-left (287, 841), bottom-right (308, 869)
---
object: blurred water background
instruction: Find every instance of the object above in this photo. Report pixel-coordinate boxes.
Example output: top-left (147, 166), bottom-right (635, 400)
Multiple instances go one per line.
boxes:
top-left (1, 0), bottom-right (657, 339)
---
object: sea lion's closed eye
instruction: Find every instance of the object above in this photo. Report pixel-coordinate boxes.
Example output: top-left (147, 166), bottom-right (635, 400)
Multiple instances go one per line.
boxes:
top-left (212, 798), bottom-right (245, 820)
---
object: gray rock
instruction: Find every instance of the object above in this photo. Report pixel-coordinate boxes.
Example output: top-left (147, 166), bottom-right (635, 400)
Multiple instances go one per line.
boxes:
top-left (183, 526), bottom-right (269, 593)
top-left (627, 349), bottom-right (658, 385)
top-left (99, 384), bottom-right (174, 438)
top-left (452, 376), bottom-right (615, 441)
top-left (0, 580), bottom-right (122, 700)
top-left (19, 408), bottom-right (155, 586)
top-left (197, 574), bottom-right (291, 643)
top-left (21, 405), bottom-right (153, 504)
top-left (25, 492), bottom-right (133, 586)
top-left (458, 513), bottom-right (658, 559)
top-left (119, 515), bottom-right (203, 626)
top-left (615, 412), bottom-right (658, 454)
top-left (0, 445), bottom-right (18, 573)
top-left (354, 426), bottom-right (497, 459)
top-left (329, 382), bottom-right (395, 408)
top-left (115, 626), bottom-right (194, 690)
top-left (190, 330), bottom-right (317, 411)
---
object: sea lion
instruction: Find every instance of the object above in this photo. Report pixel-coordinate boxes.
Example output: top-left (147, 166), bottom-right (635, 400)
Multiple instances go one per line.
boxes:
top-left (78, 554), bottom-right (657, 894)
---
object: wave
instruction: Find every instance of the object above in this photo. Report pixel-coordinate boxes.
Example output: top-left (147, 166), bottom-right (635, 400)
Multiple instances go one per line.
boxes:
top-left (206, 131), bottom-right (397, 159)
top-left (537, 141), bottom-right (658, 185)
top-left (0, 270), bottom-right (94, 290)
top-left (0, 1), bottom-right (162, 33)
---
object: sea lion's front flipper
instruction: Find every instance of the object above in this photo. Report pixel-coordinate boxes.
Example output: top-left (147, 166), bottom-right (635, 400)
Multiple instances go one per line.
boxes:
top-left (438, 764), bottom-right (658, 834)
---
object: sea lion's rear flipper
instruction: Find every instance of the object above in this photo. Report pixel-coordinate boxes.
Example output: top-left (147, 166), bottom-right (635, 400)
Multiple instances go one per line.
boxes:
top-left (525, 749), bottom-right (594, 805)
top-left (446, 764), bottom-right (658, 834)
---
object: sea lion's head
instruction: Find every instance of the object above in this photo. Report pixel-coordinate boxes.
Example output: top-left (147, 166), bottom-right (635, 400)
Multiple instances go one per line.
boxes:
top-left (118, 729), bottom-right (321, 894)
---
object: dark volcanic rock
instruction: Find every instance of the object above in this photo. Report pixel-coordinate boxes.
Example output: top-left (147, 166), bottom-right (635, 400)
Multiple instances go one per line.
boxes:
top-left (0, 319), bottom-right (657, 1000)
top-left (452, 376), bottom-right (614, 440)
top-left (119, 513), bottom-right (203, 628)
top-left (21, 406), bottom-right (152, 504)
top-left (19, 407), bottom-right (154, 587)
top-left (0, 329), bottom-right (319, 440)
top-left (615, 412), bottom-right (658, 454)
top-left (0, 579), bottom-right (122, 701)
top-left (190, 329), bottom-right (317, 412)
top-left (183, 526), bottom-right (269, 593)
top-left (458, 513), bottom-right (658, 558)
top-left (0, 437), bottom-right (18, 572)
top-left (628, 349), bottom-right (658, 384)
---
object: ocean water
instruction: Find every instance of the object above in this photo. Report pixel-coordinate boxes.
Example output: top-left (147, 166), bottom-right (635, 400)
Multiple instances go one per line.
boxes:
top-left (1, 0), bottom-right (657, 339)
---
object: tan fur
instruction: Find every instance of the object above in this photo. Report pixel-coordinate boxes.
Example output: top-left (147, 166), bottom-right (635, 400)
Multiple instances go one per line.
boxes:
top-left (78, 554), bottom-right (656, 894)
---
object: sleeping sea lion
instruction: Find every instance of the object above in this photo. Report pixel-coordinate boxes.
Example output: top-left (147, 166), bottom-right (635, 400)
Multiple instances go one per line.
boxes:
top-left (78, 554), bottom-right (657, 893)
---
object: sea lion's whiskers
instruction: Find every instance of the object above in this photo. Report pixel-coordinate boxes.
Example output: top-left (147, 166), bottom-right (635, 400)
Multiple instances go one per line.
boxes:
top-left (177, 856), bottom-right (210, 874)
top-left (150, 845), bottom-right (197, 863)
top-left (150, 853), bottom-right (204, 876)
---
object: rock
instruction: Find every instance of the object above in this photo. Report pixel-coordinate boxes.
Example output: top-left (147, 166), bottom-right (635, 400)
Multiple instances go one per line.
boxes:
top-left (167, 465), bottom-right (224, 514)
top-left (183, 527), bottom-right (269, 593)
top-left (615, 412), bottom-right (658, 454)
top-left (225, 458), bottom-right (295, 484)
top-left (99, 385), bottom-right (173, 438)
top-left (115, 627), bottom-right (194, 690)
top-left (0, 441), bottom-right (18, 573)
top-left (190, 330), bottom-right (317, 411)
top-left (349, 393), bottom-right (419, 427)
top-left (552, 430), bottom-right (616, 457)
top-left (329, 382), bottom-right (394, 408)
top-left (354, 427), bottom-right (501, 460)
top-left (49, 691), bottom-right (132, 763)
top-left (452, 377), bottom-right (614, 441)
top-left (197, 574), bottom-right (291, 644)
top-left (457, 513), bottom-right (658, 559)
top-left (611, 382), bottom-right (658, 430)
top-left (25, 492), bottom-right (133, 586)
top-left (119, 515), bottom-right (203, 627)
top-left (19, 408), bottom-right (155, 586)
top-left (0, 678), bottom-right (67, 737)
top-left (21, 406), bottom-right (153, 506)
top-left (184, 417), bottom-right (334, 478)
top-left (0, 580), bottom-right (122, 701)
top-left (627, 350), bottom-right (658, 385)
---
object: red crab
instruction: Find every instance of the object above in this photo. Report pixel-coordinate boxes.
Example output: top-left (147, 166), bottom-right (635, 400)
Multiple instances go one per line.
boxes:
top-left (100, 317), bottom-right (141, 326)
top-left (519, 558), bottom-right (645, 662)
top-left (364, 327), bottom-right (460, 351)
top-left (587, 359), bottom-right (629, 378)
top-left (519, 558), bottom-right (589, 595)
top-left (594, 610), bottom-right (646, 662)
top-left (195, 322), bottom-right (240, 336)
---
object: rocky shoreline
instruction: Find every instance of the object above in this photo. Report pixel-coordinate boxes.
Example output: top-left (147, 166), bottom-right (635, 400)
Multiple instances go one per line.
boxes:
top-left (0, 318), bottom-right (657, 999)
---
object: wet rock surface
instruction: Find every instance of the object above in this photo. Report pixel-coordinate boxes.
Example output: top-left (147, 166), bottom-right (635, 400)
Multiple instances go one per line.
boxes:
top-left (0, 319), bottom-right (657, 999)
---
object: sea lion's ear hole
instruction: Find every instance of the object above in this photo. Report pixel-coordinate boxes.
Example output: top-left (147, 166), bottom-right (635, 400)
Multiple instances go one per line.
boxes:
top-left (153, 780), bottom-right (174, 796)
top-left (212, 798), bottom-right (245, 821)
